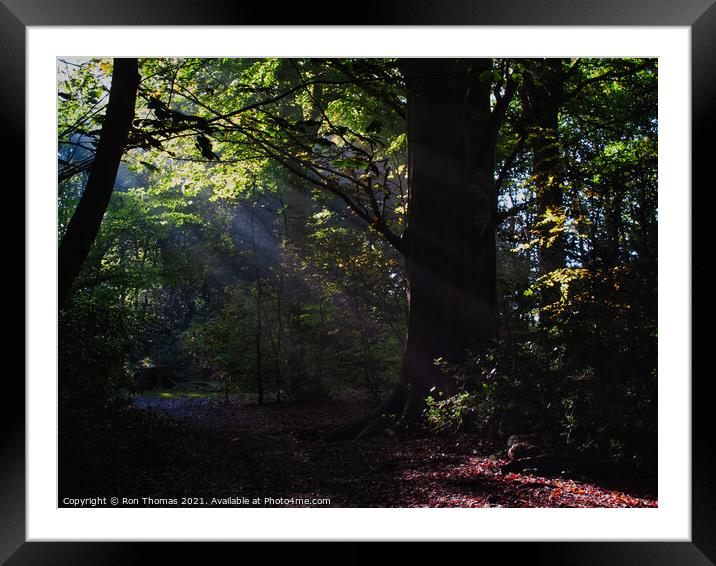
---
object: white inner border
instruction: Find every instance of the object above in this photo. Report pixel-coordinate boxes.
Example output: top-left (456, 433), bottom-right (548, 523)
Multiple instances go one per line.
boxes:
top-left (27, 26), bottom-right (691, 541)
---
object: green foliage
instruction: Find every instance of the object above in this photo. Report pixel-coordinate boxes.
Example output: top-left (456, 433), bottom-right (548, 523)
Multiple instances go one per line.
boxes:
top-left (59, 294), bottom-right (144, 404)
top-left (425, 391), bottom-right (474, 433)
top-left (429, 252), bottom-right (657, 466)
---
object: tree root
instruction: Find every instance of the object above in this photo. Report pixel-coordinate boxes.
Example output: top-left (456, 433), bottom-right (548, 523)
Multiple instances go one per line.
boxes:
top-left (322, 411), bottom-right (389, 441)
top-left (322, 384), bottom-right (423, 441)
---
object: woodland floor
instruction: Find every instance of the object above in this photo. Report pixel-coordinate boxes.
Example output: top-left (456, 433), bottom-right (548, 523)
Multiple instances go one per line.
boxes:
top-left (60, 394), bottom-right (657, 508)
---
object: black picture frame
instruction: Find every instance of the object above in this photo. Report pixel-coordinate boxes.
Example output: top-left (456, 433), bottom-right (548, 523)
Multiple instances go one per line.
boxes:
top-left (4, 1), bottom-right (710, 563)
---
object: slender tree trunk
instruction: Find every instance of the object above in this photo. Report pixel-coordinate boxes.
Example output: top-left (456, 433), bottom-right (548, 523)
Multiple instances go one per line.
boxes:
top-left (58, 58), bottom-right (140, 308)
top-left (250, 201), bottom-right (264, 405)
top-left (278, 185), bottom-right (311, 394)
top-left (604, 173), bottom-right (624, 266)
top-left (275, 273), bottom-right (284, 402)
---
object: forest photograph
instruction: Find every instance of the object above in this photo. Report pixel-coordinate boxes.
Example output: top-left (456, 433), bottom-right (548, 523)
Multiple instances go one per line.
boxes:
top-left (58, 57), bottom-right (658, 509)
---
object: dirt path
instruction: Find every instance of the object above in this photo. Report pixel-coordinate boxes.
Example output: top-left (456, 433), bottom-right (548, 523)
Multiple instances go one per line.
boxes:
top-left (98, 395), bottom-right (658, 508)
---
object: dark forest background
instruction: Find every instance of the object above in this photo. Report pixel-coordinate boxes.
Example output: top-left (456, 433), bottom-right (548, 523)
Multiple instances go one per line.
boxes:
top-left (57, 58), bottom-right (657, 504)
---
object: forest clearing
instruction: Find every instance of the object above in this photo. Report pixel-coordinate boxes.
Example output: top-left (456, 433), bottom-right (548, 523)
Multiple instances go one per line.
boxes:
top-left (59, 390), bottom-right (657, 508)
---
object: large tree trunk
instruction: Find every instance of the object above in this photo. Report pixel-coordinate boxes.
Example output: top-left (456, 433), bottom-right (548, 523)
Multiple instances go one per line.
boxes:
top-left (391, 58), bottom-right (499, 418)
top-left (58, 58), bottom-right (140, 309)
top-left (326, 59), bottom-right (504, 438)
top-left (524, 59), bottom-right (567, 275)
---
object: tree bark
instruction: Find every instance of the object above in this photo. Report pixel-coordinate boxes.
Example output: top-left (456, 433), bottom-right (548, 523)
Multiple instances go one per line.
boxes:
top-left (250, 200), bottom-right (264, 405)
top-left (523, 59), bottom-right (567, 275)
top-left (58, 58), bottom-right (140, 309)
top-left (326, 59), bottom-right (508, 438)
top-left (393, 58), bottom-right (499, 417)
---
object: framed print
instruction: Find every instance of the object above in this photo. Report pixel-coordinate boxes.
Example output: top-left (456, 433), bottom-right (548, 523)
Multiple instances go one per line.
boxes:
top-left (5, 0), bottom-right (712, 563)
